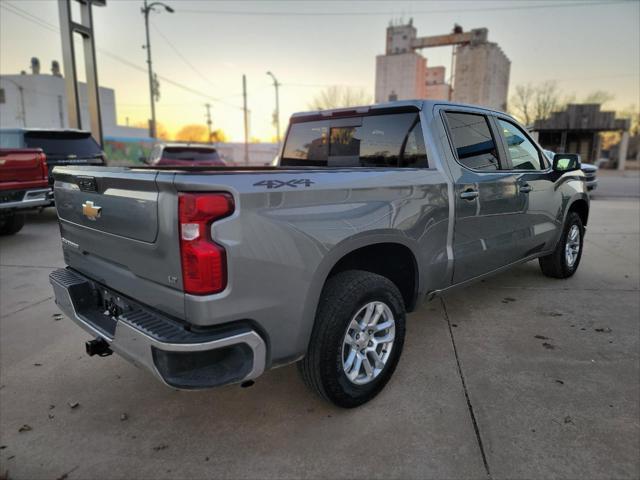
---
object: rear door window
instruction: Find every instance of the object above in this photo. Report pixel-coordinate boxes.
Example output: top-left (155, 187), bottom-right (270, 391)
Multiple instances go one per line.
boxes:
top-left (281, 112), bottom-right (428, 168)
top-left (444, 111), bottom-right (500, 171)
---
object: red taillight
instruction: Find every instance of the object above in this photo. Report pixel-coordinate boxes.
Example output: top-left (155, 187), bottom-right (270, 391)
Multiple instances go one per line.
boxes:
top-left (178, 193), bottom-right (234, 295)
top-left (38, 152), bottom-right (48, 180)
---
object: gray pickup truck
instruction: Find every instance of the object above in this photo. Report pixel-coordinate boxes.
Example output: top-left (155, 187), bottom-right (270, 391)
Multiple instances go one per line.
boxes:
top-left (49, 100), bottom-right (588, 407)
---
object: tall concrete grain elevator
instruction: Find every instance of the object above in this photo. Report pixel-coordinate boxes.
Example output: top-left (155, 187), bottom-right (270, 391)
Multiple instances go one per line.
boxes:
top-left (375, 21), bottom-right (510, 111)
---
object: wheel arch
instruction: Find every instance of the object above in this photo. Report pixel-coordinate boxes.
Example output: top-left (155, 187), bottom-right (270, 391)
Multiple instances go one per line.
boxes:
top-left (568, 197), bottom-right (589, 227)
top-left (295, 233), bottom-right (422, 359)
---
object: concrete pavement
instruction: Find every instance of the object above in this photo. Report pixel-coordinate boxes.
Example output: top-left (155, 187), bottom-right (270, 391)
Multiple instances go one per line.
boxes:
top-left (1, 187), bottom-right (638, 479)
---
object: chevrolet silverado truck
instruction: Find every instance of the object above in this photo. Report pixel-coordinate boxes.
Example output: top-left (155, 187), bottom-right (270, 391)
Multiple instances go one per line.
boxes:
top-left (0, 146), bottom-right (51, 235)
top-left (49, 100), bottom-right (589, 407)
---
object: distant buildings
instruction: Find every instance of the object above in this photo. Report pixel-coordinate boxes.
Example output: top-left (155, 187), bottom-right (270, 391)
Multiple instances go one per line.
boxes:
top-left (0, 58), bottom-right (147, 139)
top-left (375, 21), bottom-right (510, 111)
top-left (534, 103), bottom-right (631, 165)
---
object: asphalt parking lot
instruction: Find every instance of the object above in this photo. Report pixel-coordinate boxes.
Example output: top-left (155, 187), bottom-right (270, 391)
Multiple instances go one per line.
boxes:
top-left (1, 173), bottom-right (639, 480)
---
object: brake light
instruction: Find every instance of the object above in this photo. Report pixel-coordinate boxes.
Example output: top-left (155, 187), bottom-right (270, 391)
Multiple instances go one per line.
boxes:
top-left (178, 193), bottom-right (234, 295)
top-left (38, 151), bottom-right (48, 180)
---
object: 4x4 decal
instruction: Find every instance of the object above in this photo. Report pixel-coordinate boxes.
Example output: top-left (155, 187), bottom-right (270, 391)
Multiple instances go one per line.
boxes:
top-left (253, 179), bottom-right (315, 189)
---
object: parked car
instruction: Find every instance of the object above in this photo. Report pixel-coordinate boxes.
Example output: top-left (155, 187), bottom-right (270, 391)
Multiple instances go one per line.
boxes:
top-left (0, 146), bottom-right (51, 235)
top-left (49, 100), bottom-right (589, 407)
top-left (146, 144), bottom-right (225, 167)
top-left (0, 129), bottom-right (105, 186)
top-left (580, 161), bottom-right (598, 191)
top-left (544, 149), bottom-right (597, 191)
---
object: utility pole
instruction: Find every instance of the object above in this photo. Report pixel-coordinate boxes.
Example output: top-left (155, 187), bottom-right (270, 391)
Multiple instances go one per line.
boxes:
top-left (205, 103), bottom-right (212, 144)
top-left (242, 74), bottom-right (249, 165)
top-left (141, 0), bottom-right (174, 139)
top-left (266, 71), bottom-right (281, 145)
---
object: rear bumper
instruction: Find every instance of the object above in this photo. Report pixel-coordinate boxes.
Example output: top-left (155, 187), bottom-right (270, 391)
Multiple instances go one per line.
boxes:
top-left (0, 188), bottom-right (53, 211)
top-left (49, 268), bottom-right (267, 389)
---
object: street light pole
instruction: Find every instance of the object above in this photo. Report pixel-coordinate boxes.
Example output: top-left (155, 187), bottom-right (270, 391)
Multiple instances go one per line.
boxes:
top-left (266, 71), bottom-right (280, 145)
top-left (141, 0), bottom-right (174, 139)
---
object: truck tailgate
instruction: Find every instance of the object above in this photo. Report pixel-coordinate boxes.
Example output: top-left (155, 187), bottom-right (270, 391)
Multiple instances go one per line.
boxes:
top-left (53, 166), bottom-right (186, 319)
top-left (0, 148), bottom-right (47, 190)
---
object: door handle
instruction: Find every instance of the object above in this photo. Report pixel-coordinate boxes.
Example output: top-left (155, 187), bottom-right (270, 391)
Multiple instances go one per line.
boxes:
top-left (460, 189), bottom-right (479, 200)
top-left (519, 183), bottom-right (532, 193)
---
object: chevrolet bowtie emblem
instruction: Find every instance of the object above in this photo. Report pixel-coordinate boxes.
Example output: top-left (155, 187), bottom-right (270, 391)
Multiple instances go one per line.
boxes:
top-left (82, 200), bottom-right (102, 221)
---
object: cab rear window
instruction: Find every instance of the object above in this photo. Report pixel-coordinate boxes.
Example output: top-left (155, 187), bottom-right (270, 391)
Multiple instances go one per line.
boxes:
top-left (163, 148), bottom-right (220, 162)
top-left (282, 112), bottom-right (427, 168)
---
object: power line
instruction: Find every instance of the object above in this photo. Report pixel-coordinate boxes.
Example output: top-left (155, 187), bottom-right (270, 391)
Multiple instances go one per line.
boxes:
top-left (151, 23), bottom-right (216, 90)
top-left (1, 2), bottom-right (59, 33)
top-left (178, 0), bottom-right (633, 16)
top-left (0, 1), bottom-right (243, 110)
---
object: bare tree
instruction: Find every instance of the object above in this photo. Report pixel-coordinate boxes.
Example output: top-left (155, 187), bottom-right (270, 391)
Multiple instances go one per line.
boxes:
top-left (583, 90), bottom-right (615, 105)
top-left (510, 84), bottom-right (535, 125)
top-left (509, 81), bottom-right (567, 125)
top-left (308, 86), bottom-right (372, 110)
top-left (617, 104), bottom-right (639, 136)
top-left (533, 81), bottom-right (563, 122)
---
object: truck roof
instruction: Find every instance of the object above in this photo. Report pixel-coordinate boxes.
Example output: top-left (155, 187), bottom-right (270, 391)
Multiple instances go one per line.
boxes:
top-left (290, 99), bottom-right (505, 121)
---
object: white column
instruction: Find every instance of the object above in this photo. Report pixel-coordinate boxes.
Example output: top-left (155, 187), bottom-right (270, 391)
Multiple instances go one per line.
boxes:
top-left (618, 131), bottom-right (630, 171)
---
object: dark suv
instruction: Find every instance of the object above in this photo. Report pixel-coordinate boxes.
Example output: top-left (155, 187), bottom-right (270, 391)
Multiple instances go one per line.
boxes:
top-left (0, 129), bottom-right (105, 186)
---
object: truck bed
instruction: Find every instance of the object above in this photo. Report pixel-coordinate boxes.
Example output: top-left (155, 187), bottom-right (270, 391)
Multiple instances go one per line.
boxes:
top-left (52, 163), bottom-right (450, 364)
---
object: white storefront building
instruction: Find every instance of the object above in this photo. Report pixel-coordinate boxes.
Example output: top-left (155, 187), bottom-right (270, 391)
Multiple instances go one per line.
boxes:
top-left (0, 70), bottom-right (148, 139)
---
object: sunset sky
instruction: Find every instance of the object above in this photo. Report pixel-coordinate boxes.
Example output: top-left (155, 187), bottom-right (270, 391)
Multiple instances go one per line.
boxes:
top-left (1, 0), bottom-right (639, 141)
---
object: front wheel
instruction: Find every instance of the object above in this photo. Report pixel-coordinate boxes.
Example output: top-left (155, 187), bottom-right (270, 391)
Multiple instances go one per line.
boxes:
top-left (539, 211), bottom-right (584, 278)
top-left (298, 270), bottom-right (406, 408)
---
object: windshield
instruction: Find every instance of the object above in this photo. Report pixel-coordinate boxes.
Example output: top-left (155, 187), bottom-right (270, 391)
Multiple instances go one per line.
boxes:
top-left (24, 132), bottom-right (102, 157)
top-left (163, 147), bottom-right (220, 162)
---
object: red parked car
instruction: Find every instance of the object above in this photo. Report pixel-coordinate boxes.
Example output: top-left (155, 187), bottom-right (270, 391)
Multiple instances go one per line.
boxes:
top-left (146, 144), bottom-right (225, 167)
top-left (0, 147), bottom-right (51, 235)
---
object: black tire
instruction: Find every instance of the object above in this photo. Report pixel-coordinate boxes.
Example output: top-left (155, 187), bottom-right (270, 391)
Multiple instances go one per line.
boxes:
top-left (0, 213), bottom-right (25, 236)
top-left (539, 211), bottom-right (584, 278)
top-left (298, 270), bottom-right (406, 408)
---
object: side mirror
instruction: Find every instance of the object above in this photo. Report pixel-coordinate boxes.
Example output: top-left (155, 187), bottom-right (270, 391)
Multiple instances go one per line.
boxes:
top-left (553, 153), bottom-right (581, 172)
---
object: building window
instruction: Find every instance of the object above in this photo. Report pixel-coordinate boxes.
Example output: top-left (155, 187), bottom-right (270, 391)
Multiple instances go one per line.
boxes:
top-left (0, 88), bottom-right (5, 104)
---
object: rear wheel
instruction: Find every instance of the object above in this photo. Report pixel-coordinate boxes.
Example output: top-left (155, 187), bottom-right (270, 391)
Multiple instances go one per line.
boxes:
top-left (298, 270), bottom-right (406, 408)
top-left (0, 213), bottom-right (25, 236)
top-left (539, 211), bottom-right (584, 278)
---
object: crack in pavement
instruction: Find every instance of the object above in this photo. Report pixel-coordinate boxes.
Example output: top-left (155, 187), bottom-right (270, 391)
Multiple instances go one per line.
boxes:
top-left (0, 296), bottom-right (53, 319)
top-left (441, 297), bottom-right (492, 480)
